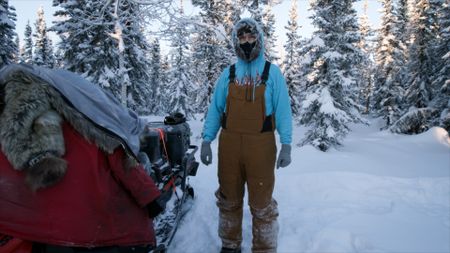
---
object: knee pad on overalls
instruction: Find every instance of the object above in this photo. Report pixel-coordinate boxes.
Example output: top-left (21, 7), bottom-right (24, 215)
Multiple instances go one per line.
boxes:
top-left (250, 199), bottom-right (279, 220)
top-left (215, 190), bottom-right (243, 211)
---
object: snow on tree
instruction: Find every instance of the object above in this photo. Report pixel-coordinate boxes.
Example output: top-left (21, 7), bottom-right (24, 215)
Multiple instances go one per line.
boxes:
top-left (33, 6), bottom-right (55, 68)
top-left (295, 36), bottom-right (315, 120)
top-left (222, 0), bottom-right (241, 37)
top-left (390, 0), bottom-right (446, 134)
top-left (189, 29), bottom-right (209, 114)
top-left (0, 0), bottom-right (17, 68)
top-left (282, 0), bottom-right (301, 117)
top-left (157, 54), bottom-right (171, 114)
top-left (53, 46), bottom-right (64, 68)
top-left (396, 0), bottom-right (409, 46)
top-left (402, 1), bottom-right (434, 112)
top-left (166, 1), bottom-right (196, 119)
top-left (21, 21), bottom-right (33, 64)
top-left (12, 34), bottom-right (19, 63)
top-left (52, 0), bottom-right (153, 113)
top-left (372, 0), bottom-right (407, 127)
top-left (429, 0), bottom-right (450, 131)
top-left (248, 0), bottom-right (263, 25)
top-left (426, 0), bottom-right (443, 70)
top-left (52, 3), bottom-right (94, 70)
top-left (261, 1), bottom-right (279, 63)
top-left (108, 0), bottom-right (153, 114)
top-left (298, 0), bottom-right (364, 151)
top-left (357, 0), bottom-right (375, 114)
top-left (52, 0), bottom-right (126, 100)
top-left (390, 107), bottom-right (439, 134)
top-left (190, 0), bottom-right (234, 115)
top-left (148, 38), bottom-right (165, 115)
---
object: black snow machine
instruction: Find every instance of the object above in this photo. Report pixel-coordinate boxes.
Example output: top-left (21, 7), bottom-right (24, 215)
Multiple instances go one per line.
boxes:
top-left (138, 112), bottom-right (199, 253)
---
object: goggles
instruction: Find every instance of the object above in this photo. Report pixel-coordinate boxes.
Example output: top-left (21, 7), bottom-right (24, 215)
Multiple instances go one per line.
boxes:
top-left (238, 33), bottom-right (257, 44)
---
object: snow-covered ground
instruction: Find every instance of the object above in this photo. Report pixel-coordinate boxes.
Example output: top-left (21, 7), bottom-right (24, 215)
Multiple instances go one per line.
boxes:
top-left (160, 116), bottom-right (450, 253)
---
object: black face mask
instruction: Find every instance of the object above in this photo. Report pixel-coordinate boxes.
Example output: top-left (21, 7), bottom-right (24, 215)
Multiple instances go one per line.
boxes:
top-left (240, 42), bottom-right (256, 60)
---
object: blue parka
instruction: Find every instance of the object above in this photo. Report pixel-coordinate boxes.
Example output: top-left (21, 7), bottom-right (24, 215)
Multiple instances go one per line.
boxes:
top-left (202, 18), bottom-right (292, 144)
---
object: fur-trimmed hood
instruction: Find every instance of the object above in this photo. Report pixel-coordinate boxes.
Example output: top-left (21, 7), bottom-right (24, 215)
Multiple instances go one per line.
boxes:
top-left (232, 18), bottom-right (265, 63)
top-left (0, 64), bottom-right (143, 190)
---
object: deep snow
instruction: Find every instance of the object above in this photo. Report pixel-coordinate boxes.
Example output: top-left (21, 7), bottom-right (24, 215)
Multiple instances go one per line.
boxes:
top-left (152, 116), bottom-right (450, 253)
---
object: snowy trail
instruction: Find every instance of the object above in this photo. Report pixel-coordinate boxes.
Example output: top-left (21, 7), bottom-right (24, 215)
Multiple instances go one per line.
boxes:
top-left (167, 118), bottom-right (450, 253)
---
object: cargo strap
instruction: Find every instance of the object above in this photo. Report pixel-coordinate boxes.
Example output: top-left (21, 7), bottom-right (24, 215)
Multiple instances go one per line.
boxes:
top-left (155, 128), bottom-right (171, 167)
top-left (153, 128), bottom-right (178, 196)
top-left (163, 176), bottom-right (176, 193)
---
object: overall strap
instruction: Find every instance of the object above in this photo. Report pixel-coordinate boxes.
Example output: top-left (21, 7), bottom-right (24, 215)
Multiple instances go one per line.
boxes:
top-left (223, 64), bottom-right (236, 129)
top-left (261, 61), bottom-right (271, 84)
top-left (261, 61), bottom-right (274, 133)
top-left (229, 64), bottom-right (236, 83)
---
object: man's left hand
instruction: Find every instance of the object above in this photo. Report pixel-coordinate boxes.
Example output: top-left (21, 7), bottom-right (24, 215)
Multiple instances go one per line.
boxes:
top-left (276, 144), bottom-right (291, 169)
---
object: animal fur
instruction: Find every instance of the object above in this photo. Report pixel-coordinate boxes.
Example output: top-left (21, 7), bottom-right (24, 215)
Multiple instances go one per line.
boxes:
top-left (0, 70), bottom-right (138, 190)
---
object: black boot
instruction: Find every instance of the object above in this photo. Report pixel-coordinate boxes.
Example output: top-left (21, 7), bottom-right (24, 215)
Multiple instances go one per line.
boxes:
top-left (220, 247), bottom-right (241, 253)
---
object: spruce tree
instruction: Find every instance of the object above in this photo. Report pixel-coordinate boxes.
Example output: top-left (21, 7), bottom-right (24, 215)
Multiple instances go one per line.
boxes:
top-left (33, 6), bottom-right (55, 68)
top-left (372, 0), bottom-right (407, 127)
top-left (298, 0), bottom-right (363, 151)
top-left (0, 0), bottom-right (17, 68)
top-left (111, 0), bottom-right (152, 114)
top-left (190, 0), bottom-right (233, 115)
top-left (248, 0), bottom-right (263, 25)
top-left (390, 0), bottom-right (442, 134)
top-left (52, 0), bottom-right (152, 113)
top-left (158, 55), bottom-right (171, 115)
top-left (357, 0), bottom-right (375, 114)
top-left (262, 1), bottom-right (279, 63)
top-left (403, 0), bottom-right (435, 110)
top-left (22, 21), bottom-right (33, 64)
top-left (282, 0), bottom-right (301, 117)
top-left (53, 46), bottom-right (64, 68)
top-left (430, 0), bottom-right (449, 131)
top-left (148, 38), bottom-right (164, 115)
top-left (397, 0), bottom-right (409, 46)
top-left (166, 1), bottom-right (195, 119)
top-left (13, 34), bottom-right (19, 63)
top-left (51, 0), bottom-right (98, 73)
top-left (222, 0), bottom-right (241, 37)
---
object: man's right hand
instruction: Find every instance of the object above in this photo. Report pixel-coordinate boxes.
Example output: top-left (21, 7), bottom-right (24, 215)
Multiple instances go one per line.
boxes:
top-left (200, 141), bottom-right (212, 165)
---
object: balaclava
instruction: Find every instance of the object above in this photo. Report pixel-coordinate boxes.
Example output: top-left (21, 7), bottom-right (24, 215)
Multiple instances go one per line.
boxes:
top-left (233, 18), bottom-right (263, 62)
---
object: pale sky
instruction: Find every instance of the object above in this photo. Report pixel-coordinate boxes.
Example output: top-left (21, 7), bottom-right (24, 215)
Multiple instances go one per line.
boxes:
top-left (10, 0), bottom-right (382, 57)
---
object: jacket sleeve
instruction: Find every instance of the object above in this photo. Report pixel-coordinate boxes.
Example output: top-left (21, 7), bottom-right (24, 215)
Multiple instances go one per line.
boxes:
top-left (108, 148), bottom-right (161, 208)
top-left (202, 68), bottom-right (229, 142)
top-left (271, 65), bottom-right (293, 144)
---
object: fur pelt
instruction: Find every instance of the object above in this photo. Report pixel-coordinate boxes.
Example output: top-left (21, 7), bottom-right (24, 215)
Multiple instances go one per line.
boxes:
top-left (0, 70), bottom-right (137, 190)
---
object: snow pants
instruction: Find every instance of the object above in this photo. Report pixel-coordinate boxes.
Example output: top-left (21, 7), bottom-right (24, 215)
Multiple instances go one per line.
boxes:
top-left (216, 130), bottom-right (278, 253)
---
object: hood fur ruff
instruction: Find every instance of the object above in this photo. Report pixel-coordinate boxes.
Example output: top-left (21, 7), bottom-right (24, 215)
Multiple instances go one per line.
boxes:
top-left (232, 18), bottom-right (264, 62)
top-left (0, 70), bottom-right (135, 190)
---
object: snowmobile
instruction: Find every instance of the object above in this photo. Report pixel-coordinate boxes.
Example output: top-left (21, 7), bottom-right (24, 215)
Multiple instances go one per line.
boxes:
top-left (139, 112), bottom-right (199, 253)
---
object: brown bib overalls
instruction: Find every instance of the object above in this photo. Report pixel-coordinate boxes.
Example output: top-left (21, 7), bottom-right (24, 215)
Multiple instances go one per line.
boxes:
top-left (216, 62), bottom-right (279, 253)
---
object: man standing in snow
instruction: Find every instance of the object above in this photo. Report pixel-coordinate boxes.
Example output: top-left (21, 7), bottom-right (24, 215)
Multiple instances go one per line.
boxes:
top-left (200, 18), bottom-right (293, 253)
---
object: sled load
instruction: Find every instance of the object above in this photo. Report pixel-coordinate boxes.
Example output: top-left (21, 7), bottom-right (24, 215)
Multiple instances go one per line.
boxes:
top-left (139, 112), bottom-right (199, 253)
top-left (0, 64), bottom-right (198, 253)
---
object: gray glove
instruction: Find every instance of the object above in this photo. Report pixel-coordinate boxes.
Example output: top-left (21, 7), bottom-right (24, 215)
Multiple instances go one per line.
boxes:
top-left (277, 144), bottom-right (291, 168)
top-left (200, 141), bottom-right (212, 165)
